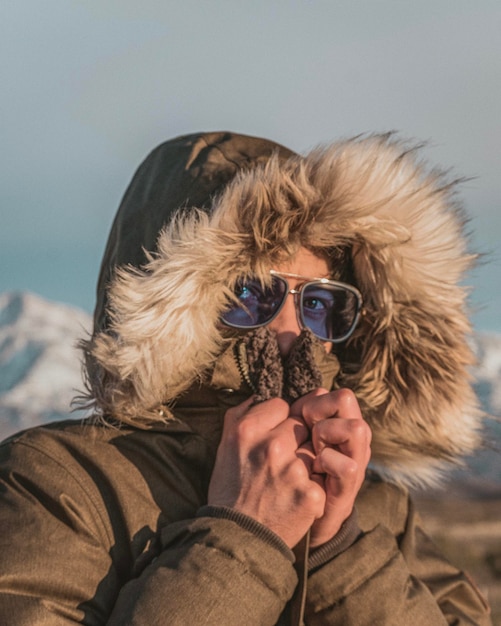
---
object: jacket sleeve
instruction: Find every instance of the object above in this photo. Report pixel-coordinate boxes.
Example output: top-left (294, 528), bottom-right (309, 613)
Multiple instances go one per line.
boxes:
top-left (107, 513), bottom-right (297, 625)
top-left (0, 439), bottom-right (297, 626)
top-left (304, 493), bottom-right (492, 626)
top-left (0, 440), bottom-right (117, 625)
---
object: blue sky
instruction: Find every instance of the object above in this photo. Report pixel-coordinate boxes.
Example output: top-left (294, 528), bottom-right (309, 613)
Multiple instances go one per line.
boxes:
top-left (1, 1), bottom-right (500, 331)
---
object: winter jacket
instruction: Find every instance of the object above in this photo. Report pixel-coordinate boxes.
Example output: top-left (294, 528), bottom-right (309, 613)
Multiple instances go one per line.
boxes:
top-left (0, 131), bottom-right (492, 624)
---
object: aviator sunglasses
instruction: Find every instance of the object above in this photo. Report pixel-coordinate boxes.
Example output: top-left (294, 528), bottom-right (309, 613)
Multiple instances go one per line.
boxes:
top-left (221, 270), bottom-right (363, 343)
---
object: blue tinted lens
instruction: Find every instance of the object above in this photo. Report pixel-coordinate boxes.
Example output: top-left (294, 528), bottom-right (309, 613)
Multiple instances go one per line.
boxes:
top-left (222, 276), bottom-right (287, 327)
top-left (301, 284), bottom-right (358, 341)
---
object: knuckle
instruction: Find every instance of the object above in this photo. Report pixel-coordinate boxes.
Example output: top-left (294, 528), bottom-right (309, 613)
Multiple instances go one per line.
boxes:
top-left (350, 419), bottom-right (372, 446)
top-left (288, 458), bottom-right (308, 483)
top-left (266, 436), bottom-right (286, 463)
top-left (348, 419), bottom-right (366, 437)
top-left (310, 387), bottom-right (330, 398)
top-left (265, 397), bottom-right (290, 415)
top-left (304, 484), bottom-right (325, 510)
top-left (343, 457), bottom-right (359, 478)
top-left (335, 387), bottom-right (358, 408)
top-left (235, 418), bottom-right (257, 442)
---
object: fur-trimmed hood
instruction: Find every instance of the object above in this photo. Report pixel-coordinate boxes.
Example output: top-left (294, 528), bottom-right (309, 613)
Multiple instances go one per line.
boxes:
top-left (82, 130), bottom-right (484, 487)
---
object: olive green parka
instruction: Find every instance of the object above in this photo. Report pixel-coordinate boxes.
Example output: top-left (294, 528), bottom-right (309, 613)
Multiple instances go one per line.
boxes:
top-left (0, 131), bottom-right (492, 624)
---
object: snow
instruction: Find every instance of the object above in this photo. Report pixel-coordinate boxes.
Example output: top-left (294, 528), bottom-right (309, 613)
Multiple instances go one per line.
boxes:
top-left (0, 291), bottom-right (91, 439)
top-left (473, 333), bottom-right (501, 415)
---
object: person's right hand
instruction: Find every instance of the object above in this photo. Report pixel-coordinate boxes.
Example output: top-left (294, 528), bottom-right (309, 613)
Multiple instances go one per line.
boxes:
top-left (208, 396), bottom-right (326, 548)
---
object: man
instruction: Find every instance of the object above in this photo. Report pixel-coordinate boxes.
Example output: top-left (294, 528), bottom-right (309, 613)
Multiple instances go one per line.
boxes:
top-left (0, 131), bottom-right (491, 624)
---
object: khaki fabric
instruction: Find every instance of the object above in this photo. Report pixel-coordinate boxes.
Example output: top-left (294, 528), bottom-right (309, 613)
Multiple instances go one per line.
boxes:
top-left (0, 415), bottom-right (491, 625)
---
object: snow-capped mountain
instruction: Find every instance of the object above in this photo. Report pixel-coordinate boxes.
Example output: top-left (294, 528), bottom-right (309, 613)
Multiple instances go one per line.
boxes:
top-left (1, 291), bottom-right (500, 488)
top-left (0, 291), bottom-right (91, 440)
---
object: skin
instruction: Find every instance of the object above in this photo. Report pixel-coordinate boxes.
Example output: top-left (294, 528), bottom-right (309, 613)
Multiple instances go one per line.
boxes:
top-left (208, 248), bottom-right (372, 549)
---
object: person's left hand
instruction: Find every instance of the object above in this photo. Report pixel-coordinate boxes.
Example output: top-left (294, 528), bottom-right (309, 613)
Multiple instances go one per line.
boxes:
top-left (290, 388), bottom-right (372, 548)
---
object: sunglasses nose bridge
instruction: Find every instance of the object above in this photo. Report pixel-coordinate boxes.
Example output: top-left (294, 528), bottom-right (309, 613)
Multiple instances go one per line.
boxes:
top-left (274, 276), bottom-right (300, 315)
top-left (266, 285), bottom-right (307, 356)
top-left (280, 286), bottom-right (306, 332)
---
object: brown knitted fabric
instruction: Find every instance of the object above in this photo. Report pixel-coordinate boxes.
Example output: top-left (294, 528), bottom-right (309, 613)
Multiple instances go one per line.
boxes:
top-left (283, 329), bottom-right (322, 403)
top-left (243, 328), bottom-right (323, 404)
top-left (243, 327), bottom-right (283, 402)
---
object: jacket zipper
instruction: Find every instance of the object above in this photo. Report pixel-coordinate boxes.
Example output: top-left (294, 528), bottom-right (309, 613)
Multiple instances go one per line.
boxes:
top-left (235, 341), bottom-right (257, 393)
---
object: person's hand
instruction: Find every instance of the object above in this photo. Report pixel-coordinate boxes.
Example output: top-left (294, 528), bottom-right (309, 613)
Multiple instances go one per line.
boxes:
top-left (291, 388), bottom-right (372, 548)
top-left (208, 396), bottom-right (326, 548)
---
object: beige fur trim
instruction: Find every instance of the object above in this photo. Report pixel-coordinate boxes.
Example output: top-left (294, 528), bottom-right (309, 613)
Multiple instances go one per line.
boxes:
top-left (81, 134), bottom-right (483, 486)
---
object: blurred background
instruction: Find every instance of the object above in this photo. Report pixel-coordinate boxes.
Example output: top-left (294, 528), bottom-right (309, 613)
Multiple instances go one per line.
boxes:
top-left (1, 0), bottom-right (500, 330)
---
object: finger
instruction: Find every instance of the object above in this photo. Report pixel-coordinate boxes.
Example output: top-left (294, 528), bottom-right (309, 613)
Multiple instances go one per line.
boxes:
top-left (243, 415), bottom-right (312, 474)
top-left (314, 445), bottom-right (369, 514)
top-left (300, 388), bottom-right (363, 429)
top-left (224, 396), bottom-right (256, 422)
top-left (272, 416), bottom-right (311, 449)
top-left (313, 446), bottom-right (359, 482)
top-left (224, 396), bottom-right (290, 437)
top-left (295, 441), bottom-right (316, 472)
top-left (312, 417), bottom-right (372, 461)
top-left (289, 388), bottom-right (330, 418)
top-left (297, 445), bottom-right (327, 495)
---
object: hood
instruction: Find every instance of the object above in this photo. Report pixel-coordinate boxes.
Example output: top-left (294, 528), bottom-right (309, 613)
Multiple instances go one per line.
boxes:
top-left (81, 130), bottom-right (483, 487)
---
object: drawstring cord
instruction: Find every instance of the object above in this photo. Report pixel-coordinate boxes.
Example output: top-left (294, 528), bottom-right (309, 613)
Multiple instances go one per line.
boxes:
top-left (289, 530), bottom-right (310, 626)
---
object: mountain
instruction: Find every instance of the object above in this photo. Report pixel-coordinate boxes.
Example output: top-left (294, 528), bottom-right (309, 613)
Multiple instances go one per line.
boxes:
top-left (463, 333), bottom-right (501, 493)
top-left (473, 332), bottom-right (501, 415)
top-left (0, 291), bottom-right (500, 488)
top-left (0, 291), bottom-right (91, 440)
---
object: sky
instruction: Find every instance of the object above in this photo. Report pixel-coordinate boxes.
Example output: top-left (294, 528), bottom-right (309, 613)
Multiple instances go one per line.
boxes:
top-left (1, 0), bottom-right (500, 331)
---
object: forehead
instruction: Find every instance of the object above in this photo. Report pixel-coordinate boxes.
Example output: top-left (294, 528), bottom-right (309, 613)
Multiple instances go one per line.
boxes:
top-left (273, 248), bottom-right (330, 279)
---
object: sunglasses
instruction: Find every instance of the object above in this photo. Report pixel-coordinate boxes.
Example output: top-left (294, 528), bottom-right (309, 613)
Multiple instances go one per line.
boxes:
top-left (221, 270), bottom-right (363, 343)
